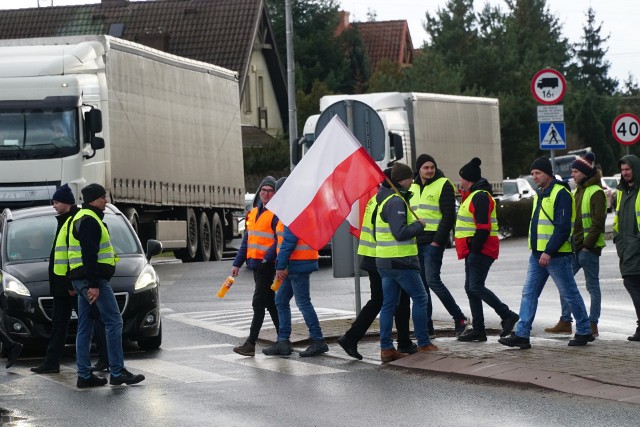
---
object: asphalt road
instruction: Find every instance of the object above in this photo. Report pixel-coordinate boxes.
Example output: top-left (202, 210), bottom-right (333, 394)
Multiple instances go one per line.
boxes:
top-left (2, 229), bottom-right (640, 426)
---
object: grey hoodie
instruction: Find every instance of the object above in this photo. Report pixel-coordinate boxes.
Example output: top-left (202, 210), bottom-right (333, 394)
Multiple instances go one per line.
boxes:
top-left (614, 154), bottom-right (640, 276)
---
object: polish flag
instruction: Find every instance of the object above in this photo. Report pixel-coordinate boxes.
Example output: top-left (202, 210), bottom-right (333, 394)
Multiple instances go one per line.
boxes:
top-left (267, 115), bottom-right (384, 250)
top-left (346, 187), bottom-right (377, 238)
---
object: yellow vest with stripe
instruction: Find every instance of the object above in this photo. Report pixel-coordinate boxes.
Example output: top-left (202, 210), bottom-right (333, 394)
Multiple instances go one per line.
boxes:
top-left (357, 195), bottom-right (378, 257)
top-left (410, 178), bottom-right (455, 231)
top-left (375, 194), bottom-right (417, 258)
top-left (454, 190), bottom-right (499, 238)
top-left (68, 209), bottom-right (117, 271)
top-left (530, 184), bottom-right (574, 253)
top-left (53, 215), bottom-right (75, 276)
top-left (614, 189), bottom-right (640, 233)
top-left (275, 221), bottom-right (319, 260)
top-left (246, 207), bottom-right (276, 260)
top-left (577, 185), bottom-right (605, 248)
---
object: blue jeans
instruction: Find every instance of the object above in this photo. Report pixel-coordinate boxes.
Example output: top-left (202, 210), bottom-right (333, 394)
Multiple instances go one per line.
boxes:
top-left (419, 244), bottom-right (465, 322)
top-left (72, 279), bottom-right (124, 378)
top-left (379, 268), bottom-right (430, 349)
top-left (515, 255), bottom-right (590, 338)
top-left (464, 252), bottom-right (509, 332)
top-left (560, 250), bottom-right (601, 323)
top-left (275, 272), bottom-right (323, 341)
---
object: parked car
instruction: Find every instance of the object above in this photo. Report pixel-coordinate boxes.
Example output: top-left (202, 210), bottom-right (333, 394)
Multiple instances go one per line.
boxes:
top-left (501, 178), bottom-right (536, 202)
top-left (602, 176), bottom-right (619, 212)
top-left (0, 204), bottom-right (163, 353)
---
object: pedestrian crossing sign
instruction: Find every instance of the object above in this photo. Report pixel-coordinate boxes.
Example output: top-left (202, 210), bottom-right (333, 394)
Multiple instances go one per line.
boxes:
top-left (539, 122), bottom-right (566, 149)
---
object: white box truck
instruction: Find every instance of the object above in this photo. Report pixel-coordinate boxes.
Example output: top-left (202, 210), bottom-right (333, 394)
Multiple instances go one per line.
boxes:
top-left (298, 92), bottom-right (504, 193)
top-left (0, 35), bottom-right (245, 262)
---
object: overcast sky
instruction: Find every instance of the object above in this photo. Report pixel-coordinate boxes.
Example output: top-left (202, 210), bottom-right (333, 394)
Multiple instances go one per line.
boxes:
top-left (0, 0), bottom-right (637, 84)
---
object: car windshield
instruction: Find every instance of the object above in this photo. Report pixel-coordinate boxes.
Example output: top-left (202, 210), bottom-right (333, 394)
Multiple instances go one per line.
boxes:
top-left (503, 181), bottom-right (518, 196)
top-left (5, 211), bottom-right (140, 262)
top-left (603, 178), bottom-right (618, 188)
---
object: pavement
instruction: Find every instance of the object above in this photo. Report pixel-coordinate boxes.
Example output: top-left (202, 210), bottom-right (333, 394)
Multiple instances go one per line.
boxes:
top-left (259, 317), bottom-right (640, 405)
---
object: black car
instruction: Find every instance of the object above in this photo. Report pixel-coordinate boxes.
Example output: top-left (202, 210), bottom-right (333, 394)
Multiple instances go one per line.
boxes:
top-left (0, 204), bottom-right (163, 353)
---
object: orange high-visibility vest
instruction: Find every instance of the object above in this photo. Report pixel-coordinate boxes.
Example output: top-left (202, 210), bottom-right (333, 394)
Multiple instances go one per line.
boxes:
top-left (246, 208), bottom-right (276, 260)
top-left (276, 221), bottom-right (319, 260)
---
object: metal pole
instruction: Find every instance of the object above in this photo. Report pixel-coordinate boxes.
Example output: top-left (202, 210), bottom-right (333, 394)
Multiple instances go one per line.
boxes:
top-left (550, 150), bottom-right (556, 175)
top-left (345, 100), bottom-right (362, 314)
top-left (285, 0), bottom-right (298, 162)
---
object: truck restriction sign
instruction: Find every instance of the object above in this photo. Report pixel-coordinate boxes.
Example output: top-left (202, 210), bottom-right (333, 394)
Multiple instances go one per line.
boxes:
top-left (531, 69), bottom-right (566, 105)
top-left (612, 113), bottom-right (640, 146)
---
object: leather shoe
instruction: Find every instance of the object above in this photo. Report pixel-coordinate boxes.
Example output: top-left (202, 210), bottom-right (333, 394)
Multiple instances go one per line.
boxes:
top-left (90, 359), bottom-right (110, 372)
top-left (380, 348), bottom-right (408, 363)
top-left (498, 333), bottom-right (531, 349)
top-left (568, 333), bottom-right (595, 346)
top-left (5, 342), bottom-right (23, 369)
top-left (30, 364), bottom-right (60, 374)
top-left (500, 312), bottom-right (520, 337)
top-left (337, 335), bottom-right (362, 360)
top-left (457, 328), bottom-right (487, 342)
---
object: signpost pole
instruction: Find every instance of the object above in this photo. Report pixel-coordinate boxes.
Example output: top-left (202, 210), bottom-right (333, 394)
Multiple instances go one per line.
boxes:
top-left (345, 100), bottom-right (362, 315)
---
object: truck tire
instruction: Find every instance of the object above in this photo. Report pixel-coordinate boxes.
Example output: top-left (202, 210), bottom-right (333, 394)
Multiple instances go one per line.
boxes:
top-left (175, 208), bottom-right (198, 262)
top-left (195, 211), bottom-right (212, 261)
top-left (210, 212), bottom-right (224, 261)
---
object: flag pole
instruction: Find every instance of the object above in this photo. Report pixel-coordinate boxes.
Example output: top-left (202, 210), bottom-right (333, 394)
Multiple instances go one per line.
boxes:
top-left (384, 177), bottom-right (421, 221)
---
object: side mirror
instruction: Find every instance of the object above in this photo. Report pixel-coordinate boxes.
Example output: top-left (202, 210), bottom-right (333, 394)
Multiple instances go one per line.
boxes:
top-left (91, 137), bottom-right (105, 151)
top-left (84, 108), bottom-right (103, 133)
top-left (389, 132), bottom-right (403, 161)
top-left (146, 239), bottom-right (163, 261)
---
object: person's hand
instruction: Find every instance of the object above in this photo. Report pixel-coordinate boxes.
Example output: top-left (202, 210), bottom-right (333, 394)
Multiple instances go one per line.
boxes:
top-left (68, 290), bottom-right (76, 297)
top-left (87, 288), bottom-right (100, 304)
top-left (539, 253), bottom-right (551, 267)
top-left (276, 270), bottom-right (288, 281)
top-left (431, 242), bottom-right (440, 247)
top-left (231, 266), bottom-right (240, 278)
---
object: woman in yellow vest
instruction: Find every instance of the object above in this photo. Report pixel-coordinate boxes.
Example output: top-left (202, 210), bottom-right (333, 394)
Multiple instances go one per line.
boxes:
top-left (262, 178), bottom-right (328, 358)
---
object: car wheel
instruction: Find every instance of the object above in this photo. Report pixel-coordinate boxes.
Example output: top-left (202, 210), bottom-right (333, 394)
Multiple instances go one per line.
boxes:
top-left (138, 323), bottom-right (162, 352)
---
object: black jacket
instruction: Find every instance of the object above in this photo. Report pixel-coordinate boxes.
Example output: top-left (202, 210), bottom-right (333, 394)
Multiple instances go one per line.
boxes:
top-left (48, 205), bottom-right (80, 296)
top-left (68, 204), bottom-right (116, 286)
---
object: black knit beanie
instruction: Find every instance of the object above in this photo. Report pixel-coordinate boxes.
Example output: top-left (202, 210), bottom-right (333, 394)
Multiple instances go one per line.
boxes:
top-left (459, 157), bottom-right (482, 182)
top-left (81, 183), bottom-right (106, 203)
top-left (51, 183), bottom-right (75, 205)
top-left (530, 156), bottom-right (554, 177)
top-left (416, 154), bottom-right (437, 171)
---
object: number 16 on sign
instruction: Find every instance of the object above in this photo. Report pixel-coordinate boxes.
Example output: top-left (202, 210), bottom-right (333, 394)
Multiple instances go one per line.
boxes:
top-left (612, 113), bottom-right (640, 150)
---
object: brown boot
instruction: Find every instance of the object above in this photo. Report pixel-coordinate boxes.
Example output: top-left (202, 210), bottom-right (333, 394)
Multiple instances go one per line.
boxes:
top-left (544, 319), bottom-right (572, 334)
top-left (590, 321), bottom-right (599, 337)
top-left (417, 343), bottom-right (439, 352)
top-left (380, 348), bottom-right (408, 363)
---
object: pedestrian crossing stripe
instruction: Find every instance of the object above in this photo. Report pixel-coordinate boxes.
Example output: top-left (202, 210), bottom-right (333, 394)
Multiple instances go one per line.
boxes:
top-left (124, 359), bottom-right (236, 383)
top-left (539, 122), bottom-right (566, 149)
top-left (210, 354), bottom-right (346, 376)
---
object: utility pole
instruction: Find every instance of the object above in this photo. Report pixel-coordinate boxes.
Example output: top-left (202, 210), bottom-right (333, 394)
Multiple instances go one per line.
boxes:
top-left (284, 0), bottom-right (297, 168)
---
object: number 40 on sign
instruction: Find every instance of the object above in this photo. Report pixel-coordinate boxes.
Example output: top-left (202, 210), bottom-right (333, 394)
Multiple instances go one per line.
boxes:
top-left (612, 113), bottom-right (640, 146)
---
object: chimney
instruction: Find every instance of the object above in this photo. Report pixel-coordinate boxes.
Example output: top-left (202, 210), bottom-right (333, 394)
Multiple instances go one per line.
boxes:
top-left (102, 0), bottom-right (128, 7)
top-left (334, 11), bottom-right (350, 37)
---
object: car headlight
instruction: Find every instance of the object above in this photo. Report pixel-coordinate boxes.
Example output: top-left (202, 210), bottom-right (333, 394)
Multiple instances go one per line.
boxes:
top-left (1, 271), bottom-right (31, 297)
top-left (134, 264), bottom-right (158, 291)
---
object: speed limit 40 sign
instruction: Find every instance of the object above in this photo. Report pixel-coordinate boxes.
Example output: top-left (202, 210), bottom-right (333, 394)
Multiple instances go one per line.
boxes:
top-left (612, 113), bottom-right (640, 146)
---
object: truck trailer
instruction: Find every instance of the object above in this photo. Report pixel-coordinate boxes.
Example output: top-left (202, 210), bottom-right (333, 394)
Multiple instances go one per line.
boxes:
top-left (0, 35), bottom-right (245, 262)
top-left (298, 92), bottom-right (504, 193)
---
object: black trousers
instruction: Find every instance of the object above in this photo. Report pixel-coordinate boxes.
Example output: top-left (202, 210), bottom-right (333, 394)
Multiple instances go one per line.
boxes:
top-left (344, 267), bottom-right (411, 345)
top-left (248, 262), bottom-right (279, 344)
top-left (0, 328), bottom-right (13, 347)
top-left (44, 295), bottom-right (108, 366)
top-left (623, 275), bottom-right (640, 324)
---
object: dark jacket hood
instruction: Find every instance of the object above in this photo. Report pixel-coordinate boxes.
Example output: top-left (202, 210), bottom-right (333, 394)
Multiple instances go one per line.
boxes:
top-left (618, 154), bottom-right (640, 190)
top-left (469, 178), bottom-right (493, 195)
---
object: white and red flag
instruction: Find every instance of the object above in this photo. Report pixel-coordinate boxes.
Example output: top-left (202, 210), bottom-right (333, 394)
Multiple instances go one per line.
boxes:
top-left (267, 115), bottom-right (384, 250)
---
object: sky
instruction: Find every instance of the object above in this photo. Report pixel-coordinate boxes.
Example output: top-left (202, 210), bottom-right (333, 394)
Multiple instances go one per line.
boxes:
top-left (0, 0), bottom-right (637, 83)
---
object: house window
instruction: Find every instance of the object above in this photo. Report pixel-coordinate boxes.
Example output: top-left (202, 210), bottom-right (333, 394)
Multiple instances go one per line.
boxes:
top-left (257, 76), bottom-right (265, 108)
top-left (243, 82), bottom-right (251, 113)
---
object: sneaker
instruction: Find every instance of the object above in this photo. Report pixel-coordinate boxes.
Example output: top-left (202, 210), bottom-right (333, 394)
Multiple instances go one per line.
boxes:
top-left (568, 333), bottom-right (595, 346)
top-left (30, 363), bottom-right (60, 374)
top-left (417, 343), bottom-right (439, 352)
top-left (262, 340), bottom-right (293, 356)
top-left (337, 335), bottom-right (362, 360)
top-left (544, 319), bottom-right (572, 334)
top-left (233, 339), bottom-right (256, 357)
top-left (90, 359), bottom-right (110, 372)
top-left (397, 341), bottom-right (417, 355)
top-left (454, 317), bottom-right (469, 337)
top-left (590, 321), bottom-right (599, 337)
top-left (500, 312), bottom-right (520, 337)
top-left (457, 328), bottom-right (487, 342)
top-left (498, 333), bottom-right (531, 349)
top-left (5, 342), bottom-right (23, 369)
top-left (380, 348), bottom-right (408, 363)
top-left (299, 339), bottom-right (329, 357)
top-left (109, 368), bottom-right (145, 386)
top-left (77, 373), bottom-right (108, 388)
